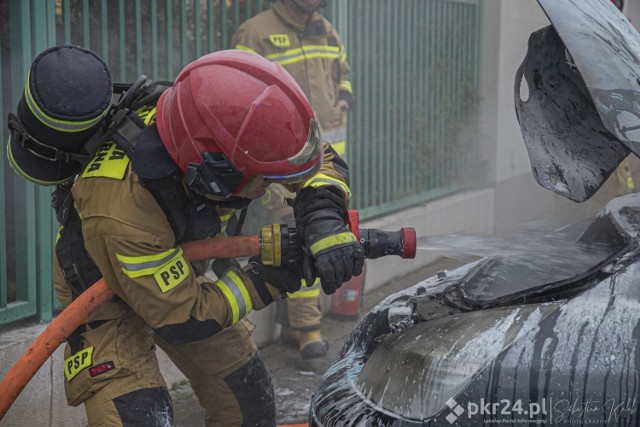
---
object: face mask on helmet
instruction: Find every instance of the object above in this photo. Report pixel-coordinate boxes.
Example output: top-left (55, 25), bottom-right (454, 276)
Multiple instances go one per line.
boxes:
top-left (156, 50), bottom-right (324, 199)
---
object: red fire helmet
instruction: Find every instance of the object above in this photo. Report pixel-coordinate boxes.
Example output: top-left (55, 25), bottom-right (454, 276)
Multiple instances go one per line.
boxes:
top-left (156, 49), bottom-right (323, 197)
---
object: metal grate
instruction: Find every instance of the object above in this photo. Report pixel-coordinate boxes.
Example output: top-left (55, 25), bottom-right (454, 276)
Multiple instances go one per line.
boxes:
top-left (0, 0), bottom-right (481, 324)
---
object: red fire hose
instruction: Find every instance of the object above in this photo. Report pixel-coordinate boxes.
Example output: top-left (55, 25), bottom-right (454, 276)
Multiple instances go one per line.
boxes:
top-left (0, 235), bottom-right (260, 420)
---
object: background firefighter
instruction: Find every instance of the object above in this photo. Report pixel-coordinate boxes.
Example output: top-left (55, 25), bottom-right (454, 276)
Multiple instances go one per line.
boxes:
top-left (231, 0), bottom-right (357, 360)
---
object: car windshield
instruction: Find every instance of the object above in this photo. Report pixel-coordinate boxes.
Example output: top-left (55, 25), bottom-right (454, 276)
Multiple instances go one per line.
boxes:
top-left (419, 212), bottom-right (628, 304)
top-left (460, 214), bottom-right (627, 303)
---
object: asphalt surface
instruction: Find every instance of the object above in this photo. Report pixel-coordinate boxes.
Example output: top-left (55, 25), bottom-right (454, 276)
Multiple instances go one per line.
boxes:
top-left (171, 257), bottom-right (464, 426)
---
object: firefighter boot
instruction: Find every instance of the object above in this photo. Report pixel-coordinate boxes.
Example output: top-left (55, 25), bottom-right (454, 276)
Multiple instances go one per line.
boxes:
top-left (298, 329), bottom-right (329, 360)
top-left (280, 325), bottom-right (300, 348)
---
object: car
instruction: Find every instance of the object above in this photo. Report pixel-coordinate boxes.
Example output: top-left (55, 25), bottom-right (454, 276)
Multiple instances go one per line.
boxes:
top-left (310, 192), bottom-right (639, 426)
top-left (310, 0), bottom-right (640, 425)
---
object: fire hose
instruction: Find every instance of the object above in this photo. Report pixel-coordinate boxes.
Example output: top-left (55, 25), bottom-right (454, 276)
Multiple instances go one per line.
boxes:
top-left (0, 210), bottom-right (415, 419)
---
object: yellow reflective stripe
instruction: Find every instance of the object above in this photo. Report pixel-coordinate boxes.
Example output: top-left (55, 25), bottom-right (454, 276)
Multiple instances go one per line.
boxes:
top-left (301, 277), bottom-right (321, 287)
top-left (117, 247), bottom-right (182, 278)
top-left (81, 142), bottom-right (129, 179)
top-left (288, 287), bottom-right (321, 299)
top-left (309, 232), bottom-right (357, 256)
top-left (627, 176), bottom-right (635, 190)
top-left (234, 44), bottom-right (258, 54)
top-left (214, 271), bottom-right (253, 325)
top-left (302, 173), bottom-right (351, 198)
top-left (261, 189), bottom-right (273, 205)
top-left (136, 106), bottom-right (157, 125)
top-left (265, 45), bottom-right (341, 65)
top-left (331, 141), bottom-right (346, 157)
top-left (25, 71), bottom-right (109, 132)
top-left (219, 213), bottom-right (232, 235)
top-left (288, 280), bottom-right (321, 298)
top-left (340, 80), bottom-right (353, 93)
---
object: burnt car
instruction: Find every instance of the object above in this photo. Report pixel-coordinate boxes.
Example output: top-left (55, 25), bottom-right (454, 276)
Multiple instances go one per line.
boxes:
top-left (310, 0), bottom-right (640, 425)
top-left (310, 193), bottom-right (640, 426)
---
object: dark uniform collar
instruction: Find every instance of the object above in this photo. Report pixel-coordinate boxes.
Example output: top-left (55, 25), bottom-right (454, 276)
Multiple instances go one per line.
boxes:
top-left (272, 1), bottom-right (327, 36)
top-left (132, 124), bottom-right (252, 210)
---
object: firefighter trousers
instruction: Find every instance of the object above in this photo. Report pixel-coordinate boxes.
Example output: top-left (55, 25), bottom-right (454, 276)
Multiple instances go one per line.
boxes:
top-left (64, 312), bottom-right (275, 427)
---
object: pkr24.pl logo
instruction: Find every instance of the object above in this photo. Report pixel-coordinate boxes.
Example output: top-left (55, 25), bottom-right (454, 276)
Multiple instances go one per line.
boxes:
top-left (445, 398), bottom-right (548, 424)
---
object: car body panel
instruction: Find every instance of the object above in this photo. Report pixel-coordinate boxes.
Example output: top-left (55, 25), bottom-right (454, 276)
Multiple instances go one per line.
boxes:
top-left (310, 193), bottom-right (640, 426)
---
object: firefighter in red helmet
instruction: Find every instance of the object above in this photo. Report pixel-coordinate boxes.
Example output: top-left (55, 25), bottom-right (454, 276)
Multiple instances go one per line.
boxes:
top-left (48, 49), bottom-right (363, 426)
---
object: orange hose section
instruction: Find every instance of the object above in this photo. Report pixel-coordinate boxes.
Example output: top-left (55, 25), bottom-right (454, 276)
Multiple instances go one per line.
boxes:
top-left (180, 235), bottom-right (260, 261)
top-left (0, 235), bottom-right (260, 420)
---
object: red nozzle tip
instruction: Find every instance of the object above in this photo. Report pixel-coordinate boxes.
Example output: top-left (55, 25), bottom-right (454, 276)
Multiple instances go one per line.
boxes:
top-left (401, 228), bottom-right (417, 259)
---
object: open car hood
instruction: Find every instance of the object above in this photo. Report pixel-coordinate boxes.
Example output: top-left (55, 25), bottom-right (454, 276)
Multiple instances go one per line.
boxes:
top-left (515, 0), bottom-right (640, 202)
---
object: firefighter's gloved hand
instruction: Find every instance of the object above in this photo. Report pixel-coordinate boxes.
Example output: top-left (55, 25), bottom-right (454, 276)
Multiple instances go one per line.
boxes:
top-left (247, 257), bottom-right (302, 294)
top-left (211, 258), bottom-right (241, 279)
top-left (293, 187), bottom-right (365, 294)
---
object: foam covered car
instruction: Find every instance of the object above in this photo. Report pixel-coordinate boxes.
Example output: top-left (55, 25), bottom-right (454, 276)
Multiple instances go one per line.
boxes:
top-left (310, 0), bottom-right (640, 425)
top-left (310, 193), bottom-right (640, 426)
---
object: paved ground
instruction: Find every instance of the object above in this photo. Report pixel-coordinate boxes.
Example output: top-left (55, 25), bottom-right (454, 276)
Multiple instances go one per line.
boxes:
top-left (171, 257), bottom-right (464, 426)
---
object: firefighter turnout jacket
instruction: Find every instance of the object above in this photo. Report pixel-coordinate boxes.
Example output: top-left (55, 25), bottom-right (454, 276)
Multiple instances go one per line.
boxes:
top-left (52, 106), bottom-right (352, 416)
top-left (53, 115), bottom-right (351, 345)
top-left (232, 1), bottom-right (354, 156)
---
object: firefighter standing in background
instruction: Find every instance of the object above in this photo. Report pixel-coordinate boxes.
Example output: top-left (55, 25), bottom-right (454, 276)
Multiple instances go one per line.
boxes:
top-left (231, 0), bottom-right (355, 360)
top-left (7, 47), bottom-right (363, 426)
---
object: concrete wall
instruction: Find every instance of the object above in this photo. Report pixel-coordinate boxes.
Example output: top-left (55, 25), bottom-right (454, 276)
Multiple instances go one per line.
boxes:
top-left (2, 1), bottom-right (637, 424)
top-left (480, 0), bottom-right (625, 232)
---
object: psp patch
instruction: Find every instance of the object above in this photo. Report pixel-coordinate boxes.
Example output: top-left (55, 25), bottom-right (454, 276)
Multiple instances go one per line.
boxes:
top-left (269, 34), bottom-right (291, 47)
top-left (64, 346), bottom-right (94, 381)
top-left (82, 142), bottom-right (129, 179)
top-left (117, 247), bottom-right (190, 293)
top-left (153, 254), bottom-right (189, 293)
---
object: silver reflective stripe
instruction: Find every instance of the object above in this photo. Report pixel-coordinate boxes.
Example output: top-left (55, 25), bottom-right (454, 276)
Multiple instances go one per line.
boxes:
top-left (220, 274), bottom-right (248, 320)
top-left (118, 248), bottom-right (180, 273)
top-left (323, 127), bottom-right (347, 144)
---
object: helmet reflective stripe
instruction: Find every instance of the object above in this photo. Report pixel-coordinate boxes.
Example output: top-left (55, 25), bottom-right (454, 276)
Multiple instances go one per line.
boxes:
top-left (264, 161), bottom-right (320, 184)
top-left (214, 271), bottom-right (253, 324)
top-left (25, 71), bottom-right (109, 133)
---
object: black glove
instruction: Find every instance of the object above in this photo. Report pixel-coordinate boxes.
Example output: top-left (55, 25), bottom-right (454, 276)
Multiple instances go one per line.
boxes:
top-left (293, 187), bottom-right (365, 294)
top-left (211, 258), bottom-right (241, 279)
top-left (247, 256), bottom-right (303, 294)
